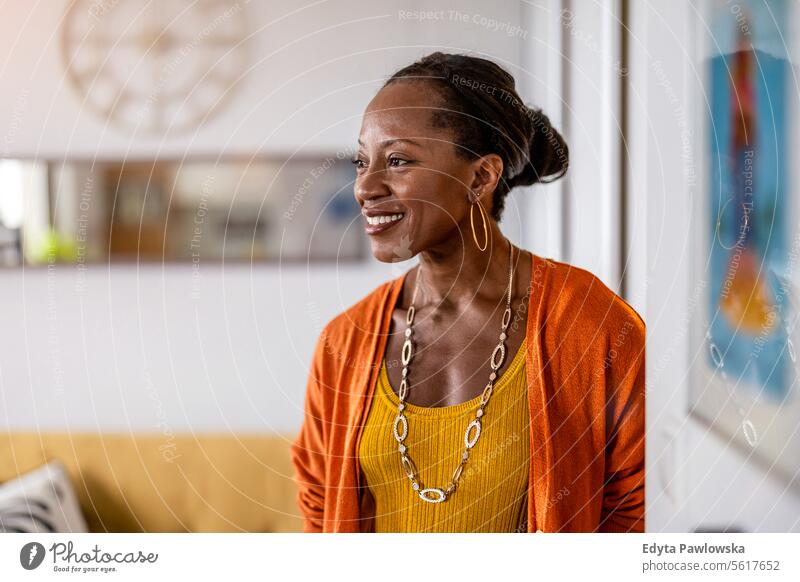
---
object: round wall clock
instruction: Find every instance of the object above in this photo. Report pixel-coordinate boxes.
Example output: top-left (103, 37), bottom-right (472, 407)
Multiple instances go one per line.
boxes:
top-left (61, 0), bottom-right (249, 135)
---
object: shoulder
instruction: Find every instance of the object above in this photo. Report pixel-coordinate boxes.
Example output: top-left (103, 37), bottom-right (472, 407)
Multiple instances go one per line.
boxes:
top-left (534, 256), bottom-right (645, 359)
top-left (314, 274), bottom-right (401, 354)
top-left (533, 257), bottom-right (645, 418)
top-left (538, 256), bottom-right (644, 332)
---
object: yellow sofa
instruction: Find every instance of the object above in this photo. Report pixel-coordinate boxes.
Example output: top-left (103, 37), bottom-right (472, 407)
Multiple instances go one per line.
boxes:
top-left (0, 432), bottom-right (302, 532)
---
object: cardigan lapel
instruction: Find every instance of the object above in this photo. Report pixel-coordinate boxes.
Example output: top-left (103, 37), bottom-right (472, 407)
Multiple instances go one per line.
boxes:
top-left (525, 252), bottom-right (554, 533)
top-left (337, 270), bottom-right (407, 532)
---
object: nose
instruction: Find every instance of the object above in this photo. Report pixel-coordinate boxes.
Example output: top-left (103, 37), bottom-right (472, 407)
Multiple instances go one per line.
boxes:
top-left (354, 164), bottom-right (391, 207)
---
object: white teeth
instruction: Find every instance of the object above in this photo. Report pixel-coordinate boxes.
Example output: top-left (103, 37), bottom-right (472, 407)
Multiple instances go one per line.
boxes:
top-left (366, 213), bottom-right (404, 226)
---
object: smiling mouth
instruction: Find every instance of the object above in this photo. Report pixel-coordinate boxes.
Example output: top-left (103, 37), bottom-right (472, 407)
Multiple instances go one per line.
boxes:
top-left (365, 213), bottom-right (404, 226)
top-left (363, 212), bottom-right (405, 234)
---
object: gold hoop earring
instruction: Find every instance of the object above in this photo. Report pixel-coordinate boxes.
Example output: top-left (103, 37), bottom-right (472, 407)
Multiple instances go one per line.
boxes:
top-left (470, 200), bottom-right (488, 252)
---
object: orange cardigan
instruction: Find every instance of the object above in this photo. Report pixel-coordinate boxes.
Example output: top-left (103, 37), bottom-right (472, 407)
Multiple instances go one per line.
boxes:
top-left (290, 252), bottom-right (645, 533)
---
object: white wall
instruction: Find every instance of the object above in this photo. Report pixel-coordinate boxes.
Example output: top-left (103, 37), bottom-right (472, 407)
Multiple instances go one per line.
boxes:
top-left (1, 0), bottom-right (524, 157)
top-left (0, 263), bottom-right (394, 434)
top-left (560, 0), bottom-right (624, 291)
top-left (0, 0), bottom-right (531, 435)
top-left (519, 0), bottom-right (630, 299)
top-left (519, 0), bottom-right (567, 264)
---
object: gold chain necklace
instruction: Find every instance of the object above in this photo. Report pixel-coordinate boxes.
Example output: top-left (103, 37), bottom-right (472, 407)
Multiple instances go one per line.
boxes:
top-left (392, 242), bottom-right (514, 503)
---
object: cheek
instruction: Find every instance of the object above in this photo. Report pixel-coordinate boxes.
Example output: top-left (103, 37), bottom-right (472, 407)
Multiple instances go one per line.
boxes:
top-left (399, 171), bottom-right (464, 224)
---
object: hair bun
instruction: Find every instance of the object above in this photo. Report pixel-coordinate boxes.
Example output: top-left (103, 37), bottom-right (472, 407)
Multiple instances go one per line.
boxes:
top-left (509, 107), bottom-right (569, 188)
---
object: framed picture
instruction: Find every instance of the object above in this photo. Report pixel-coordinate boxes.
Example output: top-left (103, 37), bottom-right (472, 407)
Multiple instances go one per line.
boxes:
top-left (690, 0), bottom-right (800, 487)
top-left (0, 155), bottom-right (365, 265)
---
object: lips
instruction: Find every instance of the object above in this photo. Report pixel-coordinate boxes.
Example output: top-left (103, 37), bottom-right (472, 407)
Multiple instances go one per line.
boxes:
top-left (362, 211), bottom-right (406, 235)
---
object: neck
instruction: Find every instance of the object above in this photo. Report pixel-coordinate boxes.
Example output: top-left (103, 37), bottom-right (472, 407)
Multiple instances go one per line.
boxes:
top-left (411, 218), bottom-right (513, 310)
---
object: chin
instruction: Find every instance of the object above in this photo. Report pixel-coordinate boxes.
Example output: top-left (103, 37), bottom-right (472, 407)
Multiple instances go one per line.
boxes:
top-left (367, 236), bottom-right (416, 264)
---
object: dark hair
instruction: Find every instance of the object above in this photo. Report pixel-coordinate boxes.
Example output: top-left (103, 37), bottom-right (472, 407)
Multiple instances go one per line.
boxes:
top-left (384, 51), bottom-right (569, 221)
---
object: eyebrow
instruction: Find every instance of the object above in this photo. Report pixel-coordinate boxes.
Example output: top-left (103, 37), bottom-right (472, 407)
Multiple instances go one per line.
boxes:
top-left (356, 138), bottom-right (424, 148)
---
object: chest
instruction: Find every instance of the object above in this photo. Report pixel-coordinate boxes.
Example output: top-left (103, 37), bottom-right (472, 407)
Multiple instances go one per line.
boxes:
top-left (358, 348), bottom-right (531, 532)
top-left (383, 300), bottom-right (530, 408)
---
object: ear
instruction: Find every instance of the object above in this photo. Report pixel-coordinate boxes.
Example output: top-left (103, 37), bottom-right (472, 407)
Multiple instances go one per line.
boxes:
top-left (467, 153), bottom-right (504, 205)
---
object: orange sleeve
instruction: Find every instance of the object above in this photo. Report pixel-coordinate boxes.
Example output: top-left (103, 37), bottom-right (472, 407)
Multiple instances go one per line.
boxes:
top-left (289, 328), bottom-right (331, 533)
top-left (598, 311), bottom-right (646, 533)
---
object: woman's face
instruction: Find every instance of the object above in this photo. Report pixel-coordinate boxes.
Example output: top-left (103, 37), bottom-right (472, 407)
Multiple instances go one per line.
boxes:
top-left (354, 80), bottom-right (490, 263)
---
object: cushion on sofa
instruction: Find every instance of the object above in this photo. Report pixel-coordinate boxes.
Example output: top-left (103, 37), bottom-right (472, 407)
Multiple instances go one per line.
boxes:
top-left (0, 460), bottom-right (88, 533)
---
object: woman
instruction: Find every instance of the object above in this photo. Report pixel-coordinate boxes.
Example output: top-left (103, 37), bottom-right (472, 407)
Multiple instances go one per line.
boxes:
top-left (290, 52), bottom-right (645, 533)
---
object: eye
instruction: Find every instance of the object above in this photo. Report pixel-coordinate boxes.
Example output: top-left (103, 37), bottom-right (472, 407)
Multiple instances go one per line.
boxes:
top-left (351, 157), bottom-right (367, 171)
top-left (388, 156), bottom-right (411, 167)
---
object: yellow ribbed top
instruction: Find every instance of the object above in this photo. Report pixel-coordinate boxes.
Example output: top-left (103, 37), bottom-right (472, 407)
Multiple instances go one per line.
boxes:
top-left (358, 337), bottom-right (530, 532)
